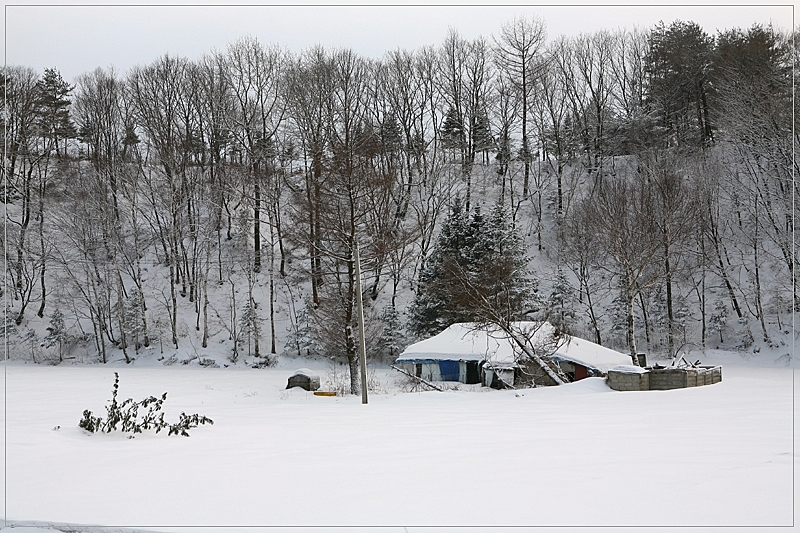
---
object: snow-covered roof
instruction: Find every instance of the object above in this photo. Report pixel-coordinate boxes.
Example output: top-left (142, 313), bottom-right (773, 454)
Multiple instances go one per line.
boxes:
top-left (396, 323), bottom-right (515, 364)
top-left (552, 337), bottom-right (634, 373)
top-left (396, 322), bottom-right (631, 373)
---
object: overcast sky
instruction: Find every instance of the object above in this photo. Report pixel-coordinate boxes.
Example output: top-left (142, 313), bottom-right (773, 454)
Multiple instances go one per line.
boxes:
top-left (3, 1), bottom-right (794, 83)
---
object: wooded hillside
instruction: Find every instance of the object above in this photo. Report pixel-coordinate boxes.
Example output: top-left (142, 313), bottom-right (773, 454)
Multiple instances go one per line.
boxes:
top-left (2, 18), bottom-right (796, 382)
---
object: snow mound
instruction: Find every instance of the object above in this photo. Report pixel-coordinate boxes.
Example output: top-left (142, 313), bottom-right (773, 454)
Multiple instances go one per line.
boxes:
top-left (289, 367), bottom-right (319, 378)
top-left (0, 529), bottom-right (62, 533)
top-left (565, 376), bottom-right (614, 392)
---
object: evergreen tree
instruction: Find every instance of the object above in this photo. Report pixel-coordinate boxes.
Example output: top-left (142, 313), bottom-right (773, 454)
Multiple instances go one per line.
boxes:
top-left (44, 309), bottom-right (67, 361)
top-left (408, 198), bottom-right (533, 338)
top-left (673, 302), bottom-right (691, 346)
top-left (1, 306), bottom-right (18, 339)
top-left (380, 116), bottom-right (403, 154)
top-left (124, 290), bottom-right (146, 353)
top-left (472, 109), bottom-right (494, 162)
top-left (440, 106), bottom-right (465, 152)
top-left (645, 20), bottom-right (714, 148)
top-left (35, 67), bottom-right (76, 156)
top-left (480, 202), bottom-right (536, 311)
top-left (495, 130), bottom-right (513, 176)
top-left (608, 292), bottom-right (629, 338)
top-left (238, 300), bottom-right (261, 358)
top-left (709, 299), bottom-right (729, 343)
top-left (736, 316), bottom-right (754, 350)
top-left (283, 306), bottom-right (320, 358)
top-left (377, 305), bottom-right (406, 360)
top-left (649, 291), bottom-right (669, 331)
top-left (546, 268), bottom-right (577, 333)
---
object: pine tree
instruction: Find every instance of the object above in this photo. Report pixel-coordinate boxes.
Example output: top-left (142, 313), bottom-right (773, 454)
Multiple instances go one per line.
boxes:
top-left (283, 306), bottom-right (319, 358)
top-left (377, 305), bottom-right (406, 360)
top-left (736, 316), bottom-right (754, 350)
top-left (440, 106), bottom-right (465, 152)
top-left (35, 68), bottom-right (76, 156)
top-left (647, 286), bottom-right (668, 332)
top-left (238, 300), bottom-right (261, 358)
top-left (546, 269), bottom-right (576, 333)
top-left (480, 202), bottom-right (537, 313)
top-left (124, 290), bottom-right (146, 353)
top-left (767, 290), bottom-right (789, 332)
top-left (709, 299), bottom-right (729, 343)
top-left (608, 292), bottom-right (629, 338)
top-left (472, 109), bottom-right (494, 163)
top-left (495, 130), bottom-right (514, 177)
top-left (44, 309), bottom-right (67, 361)
top-left (381, 116), bottom-right (402, 154)
top-left (408, 199), bottom-right (533, 338)
top-left (407, 198), bottom-right (471, 336)
top-left (1, 306), bottom-right (18, 339)
top-left (673, 298), bottom-right (691, 346)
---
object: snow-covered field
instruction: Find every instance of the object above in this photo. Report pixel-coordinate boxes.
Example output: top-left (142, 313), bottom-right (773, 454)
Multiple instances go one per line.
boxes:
top-left (1, 350), bottom-right (796, 532)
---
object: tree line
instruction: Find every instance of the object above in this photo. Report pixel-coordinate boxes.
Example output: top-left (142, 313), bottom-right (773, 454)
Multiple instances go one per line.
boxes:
top-left (1, 17), bottom-right (796, 387)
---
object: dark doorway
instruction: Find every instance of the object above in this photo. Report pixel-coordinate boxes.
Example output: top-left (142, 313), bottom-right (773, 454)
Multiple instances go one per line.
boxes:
top-left (465, 361), bottom-right (480, 384)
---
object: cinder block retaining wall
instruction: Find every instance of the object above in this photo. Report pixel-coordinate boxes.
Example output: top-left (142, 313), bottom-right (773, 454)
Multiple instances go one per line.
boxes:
top-left (607, 366), bottom-right (721, 391)
top-left (606, 371), bottom-right (649, 391)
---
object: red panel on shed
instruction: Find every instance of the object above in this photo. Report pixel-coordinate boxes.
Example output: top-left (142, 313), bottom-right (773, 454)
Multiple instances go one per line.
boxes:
top-left (574, 365), bottom-right (588, 381)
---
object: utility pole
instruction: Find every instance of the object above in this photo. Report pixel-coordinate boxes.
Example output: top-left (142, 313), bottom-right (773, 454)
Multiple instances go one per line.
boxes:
top-left (354, 240), bottom-right (368, 404)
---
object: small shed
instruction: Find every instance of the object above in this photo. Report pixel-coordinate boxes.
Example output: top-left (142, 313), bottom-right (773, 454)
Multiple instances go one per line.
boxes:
top-left (396, 322), bottom-right (632, 387)
top-left (394, 323), bottom-right (512, 385)
top-left (483, 361), bottom-right (518, 388)
top-left (286, 368), bottom-right (321, 391)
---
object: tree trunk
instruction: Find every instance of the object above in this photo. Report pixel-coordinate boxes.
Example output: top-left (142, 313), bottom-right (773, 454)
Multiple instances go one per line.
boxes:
top-left (169, 260), bottom-right (179, 349)
top-left (253, 167), bottom-right (262, 273)
top-left (202, 242), bottom-right (210, 349)
top-left (752, 213), bottom-right (769, 342)
top-left (270, 228), bottom-right (276, 355)
top-left (625, 269), bottom-right (639, 365)
top-left (664, 239), bottom-right (674, 357)
top-left (36, 180), bottom-right (47, 318)
top-left (638, 292), bottom-right (650, 350)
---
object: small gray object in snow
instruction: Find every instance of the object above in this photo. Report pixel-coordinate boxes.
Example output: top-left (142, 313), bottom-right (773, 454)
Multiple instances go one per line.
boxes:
top-left (286, 368), bottom-right (321, 391)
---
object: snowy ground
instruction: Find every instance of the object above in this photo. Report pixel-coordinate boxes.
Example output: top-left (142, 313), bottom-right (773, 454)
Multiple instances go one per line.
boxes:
top-left (1, 350), bottom-right (796, 532)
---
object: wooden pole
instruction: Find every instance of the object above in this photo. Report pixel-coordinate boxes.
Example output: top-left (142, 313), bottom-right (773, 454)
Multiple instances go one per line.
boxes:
top-left (354, 240), bottom-right (368, 404)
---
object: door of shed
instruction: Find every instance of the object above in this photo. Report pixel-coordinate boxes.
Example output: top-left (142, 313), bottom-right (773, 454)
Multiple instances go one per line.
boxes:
top-left (465, 361), bottom-right (480, 384)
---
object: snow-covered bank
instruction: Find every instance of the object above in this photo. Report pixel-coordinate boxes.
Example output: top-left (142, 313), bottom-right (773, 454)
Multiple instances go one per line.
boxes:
top-left (1, 356), bottom-right (795, 531)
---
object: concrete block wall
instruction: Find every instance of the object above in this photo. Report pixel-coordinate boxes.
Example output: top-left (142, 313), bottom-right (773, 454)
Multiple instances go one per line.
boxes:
top-left (703, 366), bottom-right (722, 384)
top-left (606, 371), bottom-right (649, 391)
top-left (649, 369), bottom-right (687, 390)
top-left (607, 366), bottom-right (722, 391)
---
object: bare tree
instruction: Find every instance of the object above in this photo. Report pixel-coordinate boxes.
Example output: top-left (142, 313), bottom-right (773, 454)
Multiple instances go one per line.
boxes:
top-left (571, 31), bottom-right (614, 178)
top-left (494, 15), bottom-right (547, 199)
top-left (438, 29), bottom-right (494, 210)
top-left (226, 36), bottom-right (285, 274)
top-left (638, 149), bottom-right (698, 355)
top-left (285, 45), bottom-right (335, 306)
top-left (574, 167), bottom-right (666, 364)
top-left (128, 54), bottom-right (192, 349)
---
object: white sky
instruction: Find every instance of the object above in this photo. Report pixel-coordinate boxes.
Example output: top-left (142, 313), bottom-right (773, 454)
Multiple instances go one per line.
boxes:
top-left (3, 1), bottom-right (795, 83)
